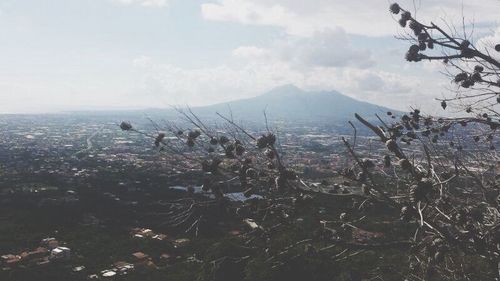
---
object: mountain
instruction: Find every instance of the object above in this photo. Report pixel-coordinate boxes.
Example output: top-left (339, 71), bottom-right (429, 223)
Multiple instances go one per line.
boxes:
top-left (188, 84), bottom-right (398, 123)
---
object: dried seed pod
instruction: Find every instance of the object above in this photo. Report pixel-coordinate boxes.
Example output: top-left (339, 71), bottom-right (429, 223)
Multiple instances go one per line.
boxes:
top-left (188, 130), bottom-right (201, 139)
top-left (454, 72), bottom-right (468, 83)
top-left (401, 11), bottom-right (411, 21)
top-left (225, 143), bottom-right (235, 152)
top-left (460, 40), bottom-right (470, 49)
top-left (409, 178), bottom-right (433, 203)
top-left (120, 121), bottom-right (132, 131)
top-left (362, 159), bottom-right (375, 169)
top-left (471, 72), bottom-right (481, 82)
top-left (461, 79), bottom-right (474, 88)
top-left (409, 44), bottom-right (420, 54)
top-left (389, 3), bottom-right (400, 14)
top-left (266, 133), bottom-right (276, 145)
top-left (256, 135), bottom-right (268, 149)
top-left (417, 32), bottom-right (428, 42)
top-left (265, 148), bottom-right (275, 159)
top-left (495, 44), bottom-right (500, 52)
top-left (474, 65), bottom-right (484, 73)
top-left (398, 159), bottom-right (412, 171)
top-left (408, 20), bottom-right (422, 35)
top-left (209, 137), bottom-right (218, 145)
top-left (405, 51), bottom-right (421, 62)
top-left (418, 41), bottom-right (426, 51)
top-left (398, 18), bottom-right (407, 27)
top-left (154, 133), bottom-right (165, 147)
top-left (235, 145), bottom-right (245, 156)
top-left (461, 47), bottom-right (474, 58)
top-left (385, 139), bottom-right (398, 152)
top-left (441, 100), bottom-right (447, 110)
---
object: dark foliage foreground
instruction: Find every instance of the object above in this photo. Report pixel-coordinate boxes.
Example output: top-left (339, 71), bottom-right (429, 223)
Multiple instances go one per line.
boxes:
top-left (121, 3), bottom-right (500, 281)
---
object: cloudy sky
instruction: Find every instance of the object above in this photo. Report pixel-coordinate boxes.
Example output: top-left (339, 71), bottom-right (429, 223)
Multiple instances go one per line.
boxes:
top-left (0, 0), bottom-right (498, 114)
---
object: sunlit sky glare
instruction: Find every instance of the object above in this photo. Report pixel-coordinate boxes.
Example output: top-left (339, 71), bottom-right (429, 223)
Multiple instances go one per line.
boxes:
top-left (0, 0), bottom-right (498, 114)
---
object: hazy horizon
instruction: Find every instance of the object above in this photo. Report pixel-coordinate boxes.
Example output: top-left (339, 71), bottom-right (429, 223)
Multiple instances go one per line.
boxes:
top-left (0, 0), bottom-right (499, 114)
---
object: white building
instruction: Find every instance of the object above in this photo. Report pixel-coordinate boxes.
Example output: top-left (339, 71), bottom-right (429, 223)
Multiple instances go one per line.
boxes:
top-left (50, 247), bottom-right (71, 260)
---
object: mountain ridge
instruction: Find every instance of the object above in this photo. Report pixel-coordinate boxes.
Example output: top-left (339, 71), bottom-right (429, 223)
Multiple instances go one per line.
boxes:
top-left (187, 84), bottom-right (398, 122)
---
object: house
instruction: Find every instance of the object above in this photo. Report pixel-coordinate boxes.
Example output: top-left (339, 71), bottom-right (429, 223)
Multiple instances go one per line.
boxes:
top-left (132, 252), bottom-right (150, 265)
top-left (1, 254), bottom-right (21, 267)
top-left (20, 247), bottom-right (49, 262)
top-left (173, 238), bottom-right (190, 248)
top-left (114, 261), bottom-right (135, 275)
top-left (101, 269), bottom-right (117, 278)
top-left (41, 238), bottom-right (59, 250)
top-left (153, 234), bottom-right (168, 241)
top-left (50, 247), bottom-right (71, 260)
top-left (131, 252), bottom-right (149, 262)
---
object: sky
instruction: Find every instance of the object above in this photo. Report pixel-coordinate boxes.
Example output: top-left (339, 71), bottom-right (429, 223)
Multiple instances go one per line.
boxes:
top-left (0, 0), bottom-right (498, 114)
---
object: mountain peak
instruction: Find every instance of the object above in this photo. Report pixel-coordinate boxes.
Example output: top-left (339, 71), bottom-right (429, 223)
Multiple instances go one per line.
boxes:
top-left (189, 85), bottom-right (398, 123)
top-left (264, 84), bottom-right (305, 97)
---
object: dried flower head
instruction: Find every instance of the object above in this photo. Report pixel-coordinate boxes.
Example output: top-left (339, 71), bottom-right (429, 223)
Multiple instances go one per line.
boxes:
top-left (389, 3), bottom-right (400, 14)
top-left (120, 121), bottom-right (132, 131)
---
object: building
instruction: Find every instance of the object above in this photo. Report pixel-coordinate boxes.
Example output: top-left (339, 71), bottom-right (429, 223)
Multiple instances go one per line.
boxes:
top-left (50, 247), bottom-right (71, 260)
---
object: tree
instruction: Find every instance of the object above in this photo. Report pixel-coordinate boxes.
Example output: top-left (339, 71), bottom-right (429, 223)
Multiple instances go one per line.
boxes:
top-left (121, 3), bottom-right (500, 280)
top-left (345, 3), bottom-right (500, 280)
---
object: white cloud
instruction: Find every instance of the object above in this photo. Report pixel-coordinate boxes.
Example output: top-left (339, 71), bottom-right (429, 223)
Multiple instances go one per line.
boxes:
top-left (233, 28), bottom-right (374, 69)
top-left (476, 27), bottom-right (500, 61)
top-left (131, 53), bottom-right (436, 111)
top-left (279, 28), bottom-right (374, 68)
top-left (201, 0), bottom-right (500, 37)
top-left (111, 0), bottom-right (170, 7)
top-left (232, 46), bottom-right (271, 60)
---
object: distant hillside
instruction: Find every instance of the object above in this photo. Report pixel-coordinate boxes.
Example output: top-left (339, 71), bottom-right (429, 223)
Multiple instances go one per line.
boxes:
top-left (66, 85), bottom-right (399, 125)
top-left (188, 84), bottom-right (398, 123)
